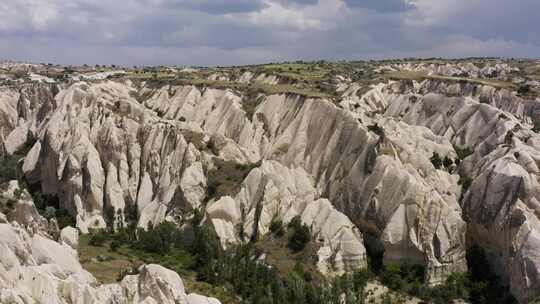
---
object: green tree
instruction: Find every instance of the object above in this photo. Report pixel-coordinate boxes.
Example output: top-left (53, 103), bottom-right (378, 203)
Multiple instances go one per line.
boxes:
top-left (287, 216), bottom-right (311, 252)
top-left (109, 240), bottom-right (121, 252)
top-left (269, 218), bottom-right (285, 237)
top-left (89, 232), bottom-right (107, 246)
top-left (443, 156), bottom-right (454, 169)
top-left (135, 221), bottom-right (180, 253)
top-left (430, 152), bottom-right (443, 169)
top-left (43, 206), bottom-right (57, 220)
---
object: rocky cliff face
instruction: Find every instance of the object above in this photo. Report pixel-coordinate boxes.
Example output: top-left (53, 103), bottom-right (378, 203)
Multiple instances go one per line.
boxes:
top-left (12, 80), bottom-right (466, 284)
top-left (0, 84), bottom-right (58, 154)
top-left (1, 60), bottom-right (540, 303)
top-left (348, 78), bottom-right (540, 303)
top-left (207, 160), bottom-right (367, 275)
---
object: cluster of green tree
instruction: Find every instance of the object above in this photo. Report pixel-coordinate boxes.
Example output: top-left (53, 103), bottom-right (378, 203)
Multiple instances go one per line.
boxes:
top-left (268, 218), bottom-right (285, 237)
top-left (429, 147), bottom-right (475, 197)
top-left (86, 212), bottom-right (370, 303)
top-left (429, 152), bottom-right (454, 171)
top-left (268, 216), bottom-right (311, 253)
top-left (285, 216), bottom-right (311, 252)
top-left (375, 246), bottom-right (516, 304)
top-left (453, 146), bottom-right (475, 195)
top-left (200, 244), bottom-right (374, 304)
top-left (454, 146), bottom-right (473, 164)
top-left (0, 142), bottom-right (29, 184)
top-left (42, 206), bottom-right (76, 228)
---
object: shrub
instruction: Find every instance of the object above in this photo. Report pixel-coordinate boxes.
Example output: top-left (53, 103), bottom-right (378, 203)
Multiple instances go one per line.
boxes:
top-left (124, 204), bottom-right (138, 225)
top-left (6, 199), bottom-right (15, 209)
top-left (459, 176), bottom-right (473, 193)
top-left (89, 232), bottom-right (108, 246)
top-left (293, 262), bottom-right (312, 282)
top-left (0, 154), bottom-right (21, 183)
top-left (13, 187), bottom-right (24, 199)
top-left (56, 209), bottom-right (76, 229)
top-left (110, 240), bottom-right (121, 252)
top-left (269, 218), bottom-right (285, 237)
top-left (191, 222), bottom-right (222, 268)
top-left (533, 121), bottom-right (540, 133)
top-left (455, 146), bottom-right (473, 161)
top-left (352, 269), bottom-right (373, 292)
top-left (287, 216), bottom-right (302, 230)
top-left (104, 206), bottom-right (116, 229)
top-left (43, 206), bottom-right (57, 220)
top-left (381, 263), bottom-right (406, 291)
top-left (287, 216), bottom-right (311, 252)
top-left (135, 221), bottom-right (180, 253)
top-left (430, 152), bottom-right (442, 169)
top-left (235, 223), bottom-right (246, 241)
top-left (367, 124), bottom-right (384, 136)
top-left (518, 84), bottom-right (530, 95)
top-left (380, 262), bottom-right (425, 294)
top-left (465, 245), bottom-right (517, 304)
top-left (443, 156), bottom-right (453, 169)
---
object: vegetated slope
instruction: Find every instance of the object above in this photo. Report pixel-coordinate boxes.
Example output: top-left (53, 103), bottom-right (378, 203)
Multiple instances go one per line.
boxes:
top-left (1, 58), bottom-right (540, 304)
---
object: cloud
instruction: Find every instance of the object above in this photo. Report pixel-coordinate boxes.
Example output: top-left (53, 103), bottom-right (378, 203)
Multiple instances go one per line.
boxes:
top-left (226, 0), bottom-right (336, 31)
top-left (406, 0), bottom-right (540, 45)
top-left (0, 0), bottom-right (537, 66)
top-left (167, 0), bottom-right (268, 15)
top-left (344, 0), bottom-right (414, 12)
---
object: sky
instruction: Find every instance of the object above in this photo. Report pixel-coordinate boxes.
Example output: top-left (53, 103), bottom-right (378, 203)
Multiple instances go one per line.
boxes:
top-left (0, 0), bottom-right (538, 66)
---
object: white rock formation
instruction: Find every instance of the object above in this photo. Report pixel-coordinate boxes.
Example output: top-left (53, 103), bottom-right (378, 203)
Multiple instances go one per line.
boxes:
top-left (0, 181), bottom-right (221, 304)
top-left (0, 84), bottom-right (57, 154)
top-left (21, 82), bottom-right (230, 231)
top-left (1, 67), bottom-right (539, 302)
top-left (462, 141), bottom-right (540, 303)
top-left (377, 62), bottom-right (519, 79)
top-left (60, 226), bottom-right (79, 249)
top-left (4, 80), bottom-right (467, 284)
top-left (0, 181), bottom-right (50, 233)
top-left (248, 93), bottom-right (467, 283)
top-left (207, 160), bottom-right (367, 275)
top-left (359, 78), bottom-right (540, 302)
